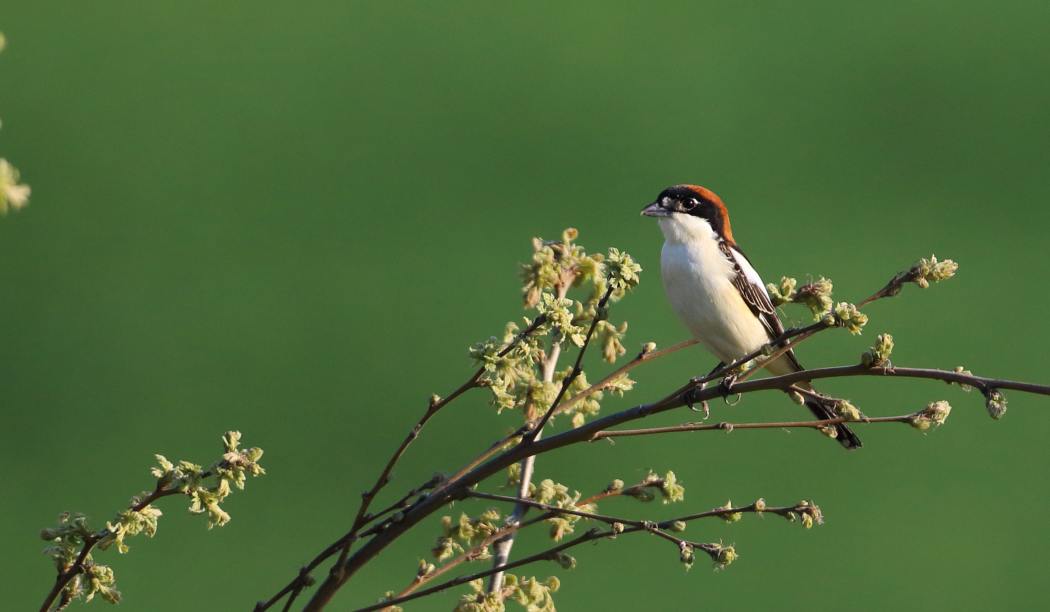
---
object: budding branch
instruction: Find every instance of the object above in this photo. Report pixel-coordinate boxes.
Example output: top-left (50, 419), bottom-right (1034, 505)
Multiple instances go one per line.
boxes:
top-left (251, 259), bottom-right (1050, 612)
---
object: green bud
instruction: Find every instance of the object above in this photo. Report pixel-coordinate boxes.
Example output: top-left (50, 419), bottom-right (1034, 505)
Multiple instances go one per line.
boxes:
top-left (659, 471), bottom-right (685, 504)
top-left (833, 302), bottom-right (868, 335)
top-left (795, 501), bottom-right (823, 529)
top-left (679, 542), bottom-right (695, 569)
top-left (796, 277), bottom-right (834, 319)
top-left (605, 248), bottom-right (642, 300)
top-left (952, 367), bottom-right (975, 392)
top-left (766, 276), bottom-right (798, 307)
top-left (717, 500), bottom-right (743, 523)
top-left (862, 333), bottom-right (894, 366)
top-left (834, 400), bottom-right (863, 422)
top-left (913, 255), bottom-right (959, 288)
top-left (714, 545), bottom-right (738, 567)
top-left (985, 390), bottom-right (1007, 420)
top-left (553, 552), bottom-right (577, 570)
top-left (910, 400), bottom-right (952, 431)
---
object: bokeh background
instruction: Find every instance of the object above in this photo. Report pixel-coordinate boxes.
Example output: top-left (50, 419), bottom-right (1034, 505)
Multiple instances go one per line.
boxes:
top-left (2, 2), bottom-right (1048, 610)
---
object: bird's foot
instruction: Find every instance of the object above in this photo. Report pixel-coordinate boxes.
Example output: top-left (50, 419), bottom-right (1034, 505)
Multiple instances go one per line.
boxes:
top-left (720, 374), bottom-right (742, 406)
top-left (719, 373), bottom-right (738, 397)
top-left (685, 380), bottom-right (711, 419)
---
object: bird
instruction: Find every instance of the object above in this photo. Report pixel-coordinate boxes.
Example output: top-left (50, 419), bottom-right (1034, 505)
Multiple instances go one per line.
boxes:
top-left (641, 184), bottom-right (861, 449)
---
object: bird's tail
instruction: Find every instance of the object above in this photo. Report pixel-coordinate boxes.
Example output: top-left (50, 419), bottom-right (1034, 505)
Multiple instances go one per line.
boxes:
top-left (766, 353), bottom-right (862, 449)
top-left (796, 389), bottom-right (862, 450)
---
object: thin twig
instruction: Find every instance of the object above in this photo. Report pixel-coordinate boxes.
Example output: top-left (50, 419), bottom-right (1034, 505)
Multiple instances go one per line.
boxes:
top-left (444, 429), bottom-right (526, 487)
top-left (526, 286), bottom-right (616, 441)
top-left (553, 338), bottom-right (700, 417)
top-left (40, 478), bottom-right (200, 612)
top-left (256, 316), bottom-right (546, 611)
top-left (388, 477), bottom-right (663, 602)
top-left (591, 413), bottom-right (915, 440)
top-left (359, 499), bottom-right (811, 612)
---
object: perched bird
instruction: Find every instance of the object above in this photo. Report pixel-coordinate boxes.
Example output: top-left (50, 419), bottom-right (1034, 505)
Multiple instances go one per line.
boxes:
top-left (641, 184), bottom-right (861, 449)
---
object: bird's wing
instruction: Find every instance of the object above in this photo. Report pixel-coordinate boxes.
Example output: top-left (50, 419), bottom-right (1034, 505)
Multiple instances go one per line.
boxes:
top-left (719, 241), bottom-right (804, 370)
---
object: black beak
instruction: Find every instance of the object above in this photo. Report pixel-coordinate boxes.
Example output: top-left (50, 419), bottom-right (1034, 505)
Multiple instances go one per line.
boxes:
top-left (640, 201), bottom-right (670, 217)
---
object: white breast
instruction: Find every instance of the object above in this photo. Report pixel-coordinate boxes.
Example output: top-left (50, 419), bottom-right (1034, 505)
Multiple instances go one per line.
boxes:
top-left (657, 214), bottom-right (772, 364)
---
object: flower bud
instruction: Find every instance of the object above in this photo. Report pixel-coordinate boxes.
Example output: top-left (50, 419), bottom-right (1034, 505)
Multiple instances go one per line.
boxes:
top-left (909, 400), bottom-right (952, 431)
top-left (985, 390), bottom-right (1007, 420)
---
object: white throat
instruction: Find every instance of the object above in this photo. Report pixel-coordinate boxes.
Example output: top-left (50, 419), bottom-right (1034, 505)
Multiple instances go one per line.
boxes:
top-left (657, 213), bottom-right (720, 246)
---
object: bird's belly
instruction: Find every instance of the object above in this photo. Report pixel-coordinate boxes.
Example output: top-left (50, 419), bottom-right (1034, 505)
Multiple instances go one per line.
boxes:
top-left (661, 245), bottom-right (771, 364)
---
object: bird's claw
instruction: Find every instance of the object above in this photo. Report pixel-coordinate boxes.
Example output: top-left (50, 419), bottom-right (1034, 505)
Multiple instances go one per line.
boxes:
top-left (685, 381), bottom-right (711, 419)
top-left (719, 374), bottom-right (738, 397)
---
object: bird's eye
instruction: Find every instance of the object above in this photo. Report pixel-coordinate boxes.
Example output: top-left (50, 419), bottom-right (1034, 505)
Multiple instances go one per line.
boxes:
top-left (684, 198), bottom-right (700, 210)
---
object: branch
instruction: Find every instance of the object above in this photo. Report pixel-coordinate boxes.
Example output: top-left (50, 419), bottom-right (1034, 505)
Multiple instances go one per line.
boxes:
top-left (389, 477), bottom-right (666, 602)
top-left (553, 338), bottom-right (699, 417)
top-left (41, 432), bottom-right (264, 612)
top-left (255, 316), bottom-right (546, 611)
top-left (526, 285), bottom-right (615, 441)
top-left (592, 413), bottom-right (934, 440)
top-left (361, 498), bottom-right (816, 612)
top-left (40, 483), bottom-right (179, 612)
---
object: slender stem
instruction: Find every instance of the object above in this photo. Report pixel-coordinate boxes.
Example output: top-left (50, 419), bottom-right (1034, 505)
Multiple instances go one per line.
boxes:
top-left (390, 477), bottom-right (661, 601)
top-left (358, 529), bottom-right (602, 612)
top-left (354, 314), bottom-right (547, 533)
top-left (257, 316), bottom-right (546, 611)
top-left (444, 429), bottom-right (526, 487)
top-left (592, 413), bottom-right (915, 440)
top-left (692, 321), bottom-right (829, 393)
top-left (735, 328), bottom-right (823, 384)
top-left (471, 491), bottom-right (638, 526)
top-left (553, 338), bottom-right (700, 417)
top-left (389, 523), bottom-right (518, 605)
top-left (40, 480), bottom-right (190, 612)
top-left (359, 500), bottom-right (810, 612)
top-left (527, 286), bottom-right (615, 440)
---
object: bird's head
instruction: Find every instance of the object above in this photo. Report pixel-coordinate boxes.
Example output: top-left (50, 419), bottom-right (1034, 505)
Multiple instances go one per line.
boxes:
top-left (641, 184), bottom-right (735, 245)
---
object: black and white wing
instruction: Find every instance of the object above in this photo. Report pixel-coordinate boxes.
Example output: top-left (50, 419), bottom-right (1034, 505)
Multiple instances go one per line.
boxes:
top-left (718, 241), bottom-right (803, 369)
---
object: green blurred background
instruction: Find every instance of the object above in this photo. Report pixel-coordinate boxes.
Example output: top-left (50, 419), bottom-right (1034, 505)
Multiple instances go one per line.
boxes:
top-left (2, 1), bottom-right (1048, 610)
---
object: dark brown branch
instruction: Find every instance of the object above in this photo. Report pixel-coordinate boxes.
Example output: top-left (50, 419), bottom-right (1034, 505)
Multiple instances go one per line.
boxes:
top-left (357, 499), bottom-right (810, 612)
top-left (389, 477), bottom-right (664, 601)
top-left (255, 317), bottom-right (546, 611)
top-left (40, 477), bottom-right (200, 612)
top-left (553, 338), bottom-right (700, 417)
top-left (592, 413), bottom-right (918, 440)
top-left (358, 529), bottom-right (602, 612)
